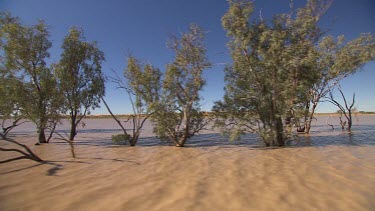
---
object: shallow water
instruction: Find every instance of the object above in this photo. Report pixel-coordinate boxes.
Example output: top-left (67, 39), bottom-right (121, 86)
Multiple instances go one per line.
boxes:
top-left (1, 115), bottom-right (374, 211)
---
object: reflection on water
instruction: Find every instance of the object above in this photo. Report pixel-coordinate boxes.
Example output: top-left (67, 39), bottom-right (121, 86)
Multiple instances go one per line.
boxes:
top-left (0, 115), bottom-right (374, 211)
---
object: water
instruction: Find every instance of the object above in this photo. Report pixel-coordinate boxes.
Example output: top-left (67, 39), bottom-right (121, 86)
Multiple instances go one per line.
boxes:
top-left (0, 115), bottom-right (374, 210)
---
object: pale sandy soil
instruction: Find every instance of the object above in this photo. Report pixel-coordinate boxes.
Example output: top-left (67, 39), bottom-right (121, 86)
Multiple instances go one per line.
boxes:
top-left (0, 116), bottom-right (374, 211)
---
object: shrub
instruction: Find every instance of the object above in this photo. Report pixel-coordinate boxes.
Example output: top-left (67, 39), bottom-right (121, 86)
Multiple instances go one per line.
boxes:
top-left (111, 134), bottom-right (131, 145)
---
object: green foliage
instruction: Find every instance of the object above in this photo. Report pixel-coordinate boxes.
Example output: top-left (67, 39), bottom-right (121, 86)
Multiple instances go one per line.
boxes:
top-left (111, 134), bottom-right (131, 145)
top-left (125, 56), bottom-right (162, 114)
top-left (152, 24), bottom-right (211, 147)
top-left (103, 56), bottom-right (162, 146)
top-left (215, 0), bottom-right (327, 146)
top-left (153, 104), bottom-right (207, 142)
top-left (217, 0), bottom-right (374, 141)
top-left (301, 29), bottom-right (375, 133)
top-left (0, 13), bottom-right (62, 142)
top-left (55, 27), bottom-right (105, 141)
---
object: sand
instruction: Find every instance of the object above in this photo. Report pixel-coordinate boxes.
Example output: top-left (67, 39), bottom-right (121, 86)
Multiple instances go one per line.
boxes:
top-left (0, 116), bottom-right (374, 211)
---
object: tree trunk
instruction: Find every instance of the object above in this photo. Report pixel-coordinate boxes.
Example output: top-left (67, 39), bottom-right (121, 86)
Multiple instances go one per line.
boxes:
top-left (285, 110), bottom-right (293, 134)
top-left (175, 131), bottom-right (188, 147)
top-left (339, 115), bottom-right (346, 130)
top-left (175, 106), bottom-right (191, 147)
top-left (70, 115), bottom-right (77, 142)
top-left (38, 127), bottom-right (47, 143)
top-left (46, 121), bottom-right (58, 143)
top-left (68, 140), bottom-right (76, 158)
top-left (304, 103), bottom-right (317, 133)
top-left (275, 117), bottom-right (284, 146)
top-left (347, 111), bottom-right (352, 131)
top-left (130, 133), bottom-right (139, 146)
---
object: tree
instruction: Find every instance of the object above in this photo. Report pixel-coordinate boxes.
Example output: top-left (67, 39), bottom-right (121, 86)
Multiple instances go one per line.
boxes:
top-left (214, 0), bottom-right (325, 146)
top-left (152, 24), bottom-right (211, 147)
top-left (55, 27), bottom-right (105, 157)
top-left (327, 85), bottom-right (355, 131)
top-left (214, 0), bottom-right (374, 145)
top-left (302, 33), bottom-right (375, 133)
top-left (103, 56), bottom-right (162, 146)
top-left (0, 14), bottom-right (62, 143)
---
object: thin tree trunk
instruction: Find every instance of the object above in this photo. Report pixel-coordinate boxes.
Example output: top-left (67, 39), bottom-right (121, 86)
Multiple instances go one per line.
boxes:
top-left (68, 140), bottom-right (76, 158)
top-left (46, 121), bottom-right (58, 143)
top-left (68, 114), bottom-right (77, 158)
top-left (70, 115), bottom-right (77, 141)
top-left (285, 110), bottom-right (293, 134)
top-left (175, 106), bottom-right (191, 147)
top-left (347, 110), bottom-right (352, 131)
top-left (275, 117), bottom-right (284, 146)
top-left (304, 102), bottom-right (317, 133)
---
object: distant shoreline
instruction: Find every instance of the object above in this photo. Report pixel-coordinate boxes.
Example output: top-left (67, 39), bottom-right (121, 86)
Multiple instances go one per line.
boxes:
top-left (313, 112), bottom-right (375, 116)
top-left (84, 112), bottom-right (375, 118)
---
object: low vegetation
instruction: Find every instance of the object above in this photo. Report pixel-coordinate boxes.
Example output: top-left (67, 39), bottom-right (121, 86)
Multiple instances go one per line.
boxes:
top-left (111, 134), bottom-right (131, 145)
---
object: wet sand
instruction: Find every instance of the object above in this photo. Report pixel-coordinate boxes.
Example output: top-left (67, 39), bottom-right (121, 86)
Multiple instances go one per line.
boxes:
top-left (1, 116), bottom-right (375, 211)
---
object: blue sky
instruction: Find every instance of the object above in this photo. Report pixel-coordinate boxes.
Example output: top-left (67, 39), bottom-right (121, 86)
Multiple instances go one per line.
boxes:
top-left (1, 0), bottom-right (374, 114)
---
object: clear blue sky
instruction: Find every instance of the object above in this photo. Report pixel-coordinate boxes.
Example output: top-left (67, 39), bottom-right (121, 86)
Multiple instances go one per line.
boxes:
top-left (1, 0), bottom-right (374, 114)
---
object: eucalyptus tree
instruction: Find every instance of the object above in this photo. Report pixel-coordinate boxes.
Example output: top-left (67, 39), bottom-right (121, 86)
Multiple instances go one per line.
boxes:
top-left (0, 14), bottom-right (61, 143)
top-left (103, 56), bottom-right (162, 146)
top-left (55, 27), bottom-right (105, 152)
top-left (152, 24), bottom-right (211, 147)
top-left (214, 0), bottom-right (330, 146)
top-left (302, 33), bottom-right (375, 133)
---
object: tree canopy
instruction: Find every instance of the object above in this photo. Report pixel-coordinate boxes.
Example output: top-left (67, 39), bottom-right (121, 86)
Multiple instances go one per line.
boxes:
top-left (214, 0), bottom-right (374, 146)
top-left (152, 24), bottom-right (211, 147)
top-left (55, 27), bottom-right (105, 142)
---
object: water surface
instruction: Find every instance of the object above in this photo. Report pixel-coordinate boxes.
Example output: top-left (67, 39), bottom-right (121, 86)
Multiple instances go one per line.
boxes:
top-left (0, 115), bottom-right (374, 210)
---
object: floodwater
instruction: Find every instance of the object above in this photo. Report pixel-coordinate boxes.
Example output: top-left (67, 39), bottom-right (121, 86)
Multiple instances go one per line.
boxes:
top-left (0, 115), bottom-right (374, 211)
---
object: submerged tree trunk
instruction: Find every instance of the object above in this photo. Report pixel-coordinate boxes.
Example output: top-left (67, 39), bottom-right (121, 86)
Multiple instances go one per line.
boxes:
top-left (304, 102), bottom-right (317, 134)
top-left (339, 115), bottom-right (346, 130)
top-left (275, 117), bottom-right (284, 146)
top-left (38, 127), bottom-right (47, 143)
top-left (129, 132), bottom-right (140, 146)
top-left (285, 109), bottom-right (293, 135)
top-left (347, 110), bottom-right (352, 131)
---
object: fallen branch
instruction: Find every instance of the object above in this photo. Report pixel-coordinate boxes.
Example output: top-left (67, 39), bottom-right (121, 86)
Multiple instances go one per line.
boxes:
top-left (0, 136), bottom-right (43, 162)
